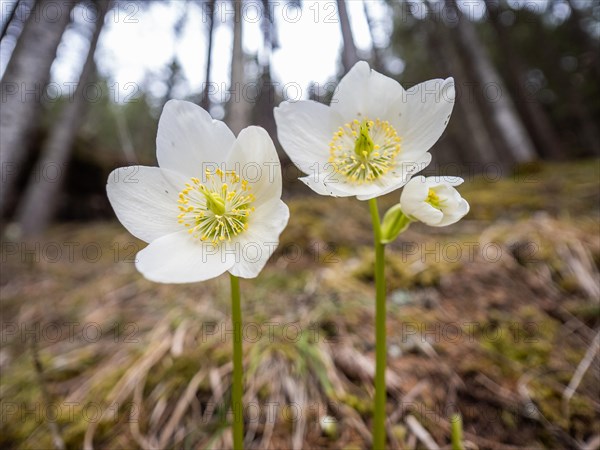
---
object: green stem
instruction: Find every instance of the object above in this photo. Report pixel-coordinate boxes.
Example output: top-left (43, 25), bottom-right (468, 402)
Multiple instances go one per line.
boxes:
top-left (451, 414), bottom-right (464, 450)
top-left (230, 274), bottom-right (244, 450)
top-left (369, 198), bottom-right (387, 449)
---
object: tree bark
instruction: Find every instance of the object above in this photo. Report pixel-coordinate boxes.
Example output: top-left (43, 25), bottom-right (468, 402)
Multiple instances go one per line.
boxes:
top-left (254, 68), bottom-right (277, 146)
top-left (563, 0), bottom-right (600, 79)
top-left (227, 0), bottom-right (250, 135)
top-left (336, 0), bottom-right (359, 72)
top-left (0, 0), bottom-right (76, 218)
top-left (260, 0), bottom-right (278, 53)
top-left (201, 0), bottom-right (216, 110)
top-left (362, 0), bottom-right (383, 72)
top-left (532, 2), bottom-right (600, 157)
top-left (484, 0), bottom-right (565, 160)
top-left (423, 0), bottom-right (499, 167)
top-left (16, 0), bottom-right (111, 236)
top-left (444, 0), bottom-right (537, 164)
top-left (0, 0), bottom-right (19, 40)
top-left (567, 82), bottom-right (600, 156)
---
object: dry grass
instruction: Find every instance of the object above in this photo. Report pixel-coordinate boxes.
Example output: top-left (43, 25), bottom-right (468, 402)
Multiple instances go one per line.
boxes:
top-left (1, 160), bottom-right (599, 449)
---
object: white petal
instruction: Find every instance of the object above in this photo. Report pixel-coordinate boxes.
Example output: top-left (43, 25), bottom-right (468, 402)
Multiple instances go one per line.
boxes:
top-left (330, 61), bottom-right (407, 123)
top-left (228, 199), bottom-right (290, 278)
top-left (356, 153), bottom-right (433, 201)
top-left (428, 176), bottom-right (464, 188)
top-left (299, 174), bottom-right (339, 197)
top-left (300, 152), bottom-right (431, 201)
top-left (353, 175), bottom-right (410, 201)
top-left (435, 198), bottom-right (470, 227)
top-left (298, 171), bottom-right (354, 197)
top-left (433, 199), bottom-right (469, 227)
top-left (329, 61), bottom-right (370, 120)
top-left (400, 175), bottom-right (429, 216)
top-left (401, 152), bottom-right (433, 178)
top-left (274, 100), bottom-right (338, 174)
top-left (157, 100), bottom-right (235, 178)
top-left (457, 198), bottom-right (470, 215)
top-left (330, 174), bottom-right (403, 200)
top-left (437, 185), bottom-right (462, 208)
top-left (394, 78), bottom-right (455, 158)
top-left (412, 203), bottom-right (444, 225)
top-left (226, 126), bottom-right (282, 206)
top-left (135, 230), bottom-right (235, 283)
top-left (106, 166), bottom-right (187, 243)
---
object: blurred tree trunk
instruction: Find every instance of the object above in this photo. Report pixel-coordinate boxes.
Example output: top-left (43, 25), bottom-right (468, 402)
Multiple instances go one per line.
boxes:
top-left (162, 5), bottom-right (186, 106)
top-left (444, 0), bottom-right (537, 165)
top-left (114, 108), bottom-right (138, 164)
top-left (255, 69), bottom-right (277, 146)
top-left (423, 0), bottom-right (498, 167)
top-left (560, 0), bottom-right (600, 155)
top-left (260, 0), bottom-right (278, 54)
top-left (567, 83), bottom-right (600, 156)
top-left (227, 0), bottom-right (250, 135)
top-left (484, 0), bottom-right (565, 160)
top-left (535, 4), bottom-right (600, 157)
top-left (362, 0), bottom-right (383, 72)
top-left (16, 0), bottom-right (111, 237)
top-left (255, 0), bottom-right (277, 144)
top-left (201, 0), bottom-right (216, 110)
top-left (0, 0), bottom-right (76, 219)
top-left (0, 0), bottom-right (19, 40)
top-left (563, 0), bottom-right (600, 79)
top-left (442, 39), bottom-right (500, 167)
top-left (336, 0), bottom-right (359, 72)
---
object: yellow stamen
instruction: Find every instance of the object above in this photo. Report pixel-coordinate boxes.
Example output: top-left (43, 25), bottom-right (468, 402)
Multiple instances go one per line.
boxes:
top-left (426, 189), bottom-right (443, 210)
top-left (177, 169), bottom-right (254, 244)
top-left (328, 117), bottom-right (402, 184)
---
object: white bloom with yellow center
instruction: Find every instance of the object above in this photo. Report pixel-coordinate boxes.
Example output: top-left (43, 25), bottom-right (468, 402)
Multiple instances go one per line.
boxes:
top-left (274, 61), bottom-right (455, 200)
top-left (400, 176), bottom-right (469, 227)
top-left (107, 100), bottom-right (289, 283)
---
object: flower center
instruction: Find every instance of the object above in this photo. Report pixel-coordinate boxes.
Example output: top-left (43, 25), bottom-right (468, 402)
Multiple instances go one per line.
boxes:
top-left (426, 189), bottom-right (443, 210)
top-left (328, 118), bottom-right (401, 184)
top-left (177, 168), bottom-right (255, 243)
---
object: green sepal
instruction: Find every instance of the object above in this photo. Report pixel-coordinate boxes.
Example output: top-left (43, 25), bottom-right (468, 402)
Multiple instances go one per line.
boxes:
top-left (381, 204), bottom-right (411, 244)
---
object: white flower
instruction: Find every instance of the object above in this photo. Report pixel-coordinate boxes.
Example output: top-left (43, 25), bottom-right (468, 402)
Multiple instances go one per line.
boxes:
top-left (274, 61), bottom-right (455, 200)
top-left (400, 176), bottom-right (469, 227)
top-left (107, 100), bottom-right (289, 283)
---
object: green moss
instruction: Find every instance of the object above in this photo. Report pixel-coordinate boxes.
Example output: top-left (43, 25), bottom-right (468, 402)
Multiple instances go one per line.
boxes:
top-left (463, 159), bottom-right (600, 220)
top-left (352, 246), bottom-right (460, 290)
top-left (341, 393), bottom-right (372, 415)
top-left (479, 309), bottom-right (557, 370)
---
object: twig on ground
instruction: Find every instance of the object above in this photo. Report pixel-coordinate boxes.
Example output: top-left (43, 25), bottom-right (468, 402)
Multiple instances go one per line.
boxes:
top-left (518, 371), bottom-right (583, 450)
top-left (406, 415), bottom-right (440, 450)
top-left (129, 372), bottom-right (154, 449)
top-left (562, 330), bottom-right (600, 414)
top-left (30, 336), bottom-right (66, 450)
top-left (582, 434), bottom-right (600, 450)
top-left (158, 368), bottom-right (208, 448)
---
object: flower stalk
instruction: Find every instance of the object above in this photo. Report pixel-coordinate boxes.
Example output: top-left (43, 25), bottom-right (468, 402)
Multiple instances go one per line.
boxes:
top-left (272, 60), bottom-right (469, 449)
top-left (230, 274), bottom-right (244, 449)
top-left (369, 198), bottom-right (387, 449)
top-left (229, 274), bottom-right (244, 450)
top-left (451, 413), bottom-right (464, 450)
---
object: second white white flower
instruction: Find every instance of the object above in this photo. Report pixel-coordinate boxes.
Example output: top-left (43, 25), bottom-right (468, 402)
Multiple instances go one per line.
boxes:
top-left (274, 61), bottom-right (456, 200)
top-left (400, 176), bottom-right (469, 227)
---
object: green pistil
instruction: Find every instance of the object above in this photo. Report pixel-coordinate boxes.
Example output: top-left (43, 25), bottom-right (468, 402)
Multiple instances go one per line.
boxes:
top-left (177, 171), bottom-right (254, 244)
top-left (354, 121), bottom-right (375, 159)
top-left (329, 117), bottom-right (401, 184)
top-left (203, 188), bottom-right (226, 215)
